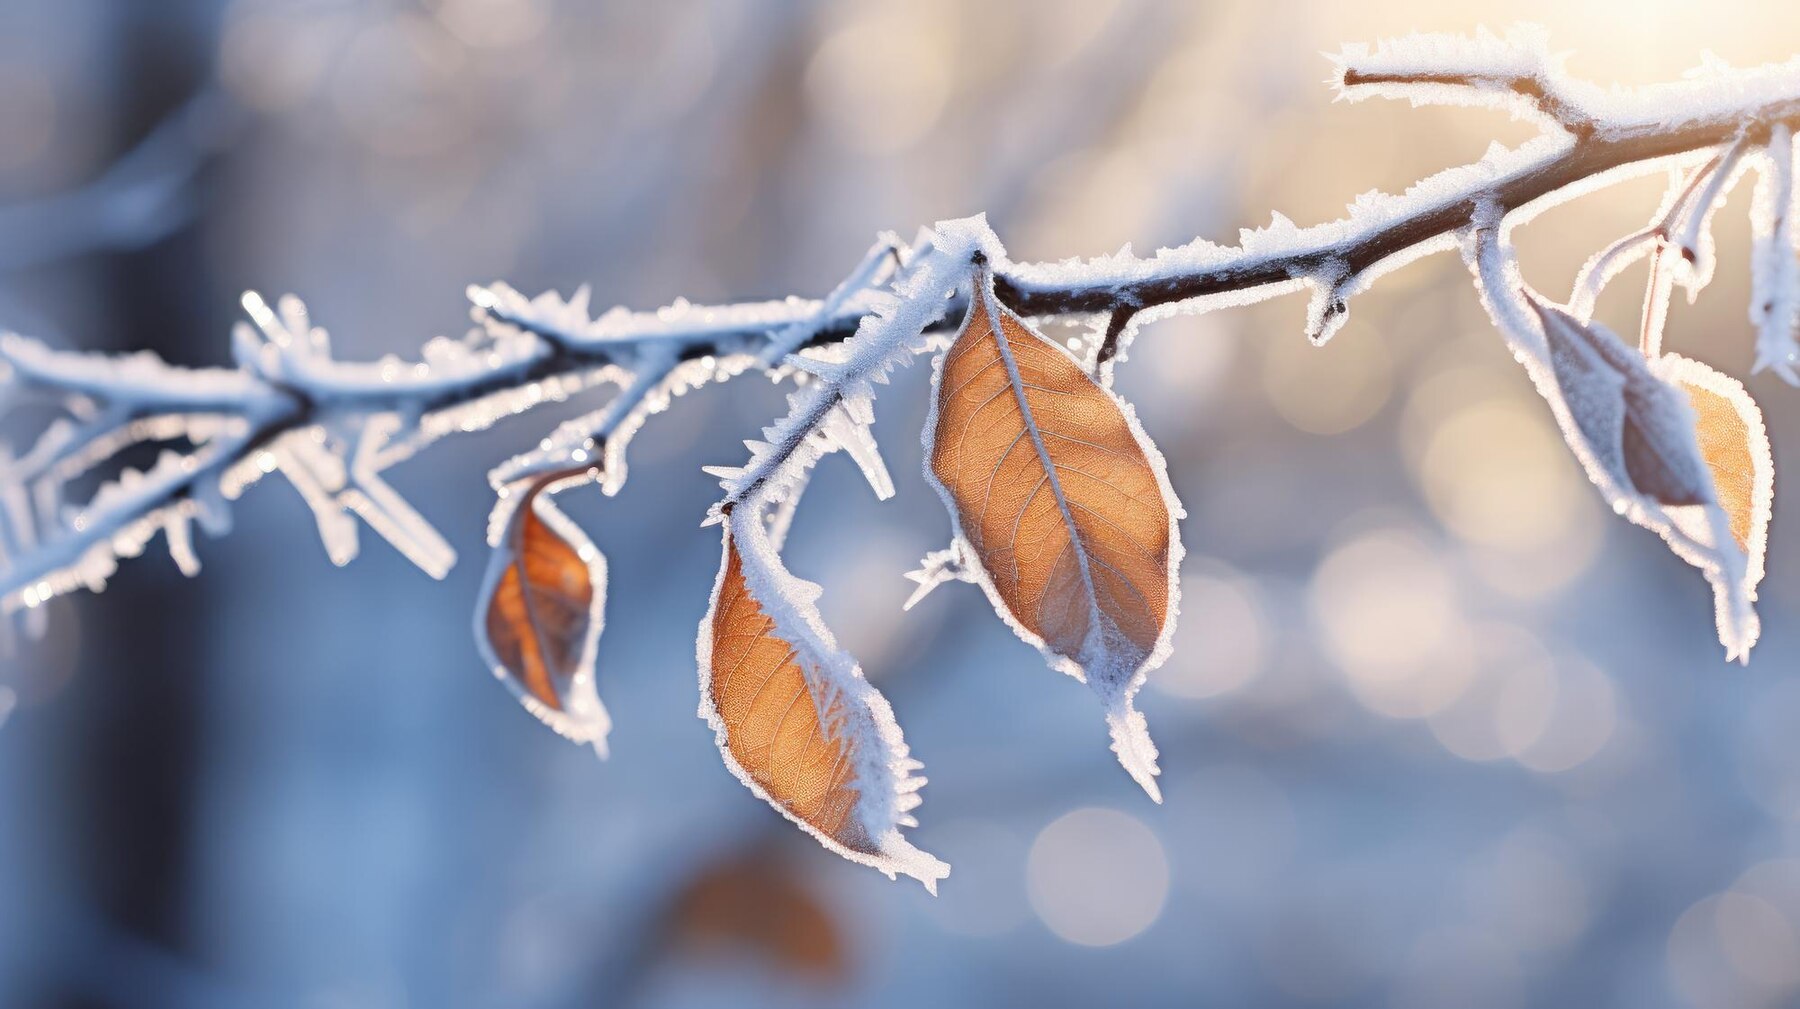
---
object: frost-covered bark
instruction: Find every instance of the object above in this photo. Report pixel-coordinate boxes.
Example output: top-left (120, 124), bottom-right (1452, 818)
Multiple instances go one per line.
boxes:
top-left (3, 29), bottom-right (1799, 884)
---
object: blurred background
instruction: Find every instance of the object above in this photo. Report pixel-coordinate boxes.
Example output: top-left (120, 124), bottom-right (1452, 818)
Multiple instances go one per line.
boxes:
top-left (2, 1), bottom-right (1799, 1006)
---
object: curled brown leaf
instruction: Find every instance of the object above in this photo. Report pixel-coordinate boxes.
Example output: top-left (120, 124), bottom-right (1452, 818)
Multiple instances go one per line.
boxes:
top-left (1520, 294), bottom-right (1767, 658)
top-left (476, 482), bottom-right (610, 750)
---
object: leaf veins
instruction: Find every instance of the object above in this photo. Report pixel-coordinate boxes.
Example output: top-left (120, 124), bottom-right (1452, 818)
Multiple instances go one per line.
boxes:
top-left (697, 519), bottom-right (946, 890)
top-left (705, 534), bottom-right (867, 850)
top-left (477, 485), bottom-right (611, 751)
top-left (924, 262), bottom-right (1181, 800)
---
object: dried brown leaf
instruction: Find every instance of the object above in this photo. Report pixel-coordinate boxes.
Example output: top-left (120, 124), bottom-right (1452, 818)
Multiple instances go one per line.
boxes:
top-left (697, 520), bottom-right (946, 889)
top-left (703, 534), bottom-right (870, 851)
top-left (1529, 297), bottom-right (1713, 505)
top-left (1519, 295), bottom-right (1767, 658)
top-left (476, 486), bottom-right (610, 749)
top-left (924, 265), bottom-right (1180, 799)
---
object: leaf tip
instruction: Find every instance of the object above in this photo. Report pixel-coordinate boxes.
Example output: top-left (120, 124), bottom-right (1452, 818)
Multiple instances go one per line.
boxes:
top-left (884, 838), bottom-right (950, 894)
top-left (1106, 702), bottom-right (1163, 803)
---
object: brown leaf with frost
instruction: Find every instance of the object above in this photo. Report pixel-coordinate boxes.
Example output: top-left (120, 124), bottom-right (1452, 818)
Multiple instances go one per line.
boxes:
top-left (477, 486), bottom-right (610, 750)
top-left (702, 533), bottom-right (869, 851)
top-left (1664, 353), bottom-right (1774, 587)
top-left (1528, 296), bottom-right (1714, 506)
top-left (696, 519), bottom-right (947, 889)
top-left (923, 264), bottom-right (1180, 799)
top-left (1520, 294), bottom-right (1769, 659)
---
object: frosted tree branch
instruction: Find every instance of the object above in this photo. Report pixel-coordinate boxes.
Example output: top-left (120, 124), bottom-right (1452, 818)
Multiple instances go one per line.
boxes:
top-left (3, 29), bottom-right (1798, 634)
top-left (3, 28), bottom-right (1797, 886)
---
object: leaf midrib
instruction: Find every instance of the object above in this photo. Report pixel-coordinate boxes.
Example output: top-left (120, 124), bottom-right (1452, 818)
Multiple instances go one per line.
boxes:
top-left (979, 286), bottom-right (1107, 654)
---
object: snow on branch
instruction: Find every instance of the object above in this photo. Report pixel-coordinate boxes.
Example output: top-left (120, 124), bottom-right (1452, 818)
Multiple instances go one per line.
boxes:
top-left (1334, 25), bottom-right (1800, 135)
top-left (1335, 25), bottom-right (1593, 130)
top-left (4, 28), bottom-right (1799, 884)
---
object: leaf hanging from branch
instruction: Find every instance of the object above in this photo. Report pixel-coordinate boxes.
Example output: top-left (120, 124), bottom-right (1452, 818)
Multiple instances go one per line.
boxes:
top-left (474, 478), bottom-right (611, 752)
top-left (922, 260), bottom-right (1182, 801)
top-left (5, 32), bottom-right (1800, 893)
top-left (1514, 293), bottom-right (1765, 659)
top-left (697, 514), bottom-right (946, 890)
top-left (1528, 298), bottom-right (1714, 507)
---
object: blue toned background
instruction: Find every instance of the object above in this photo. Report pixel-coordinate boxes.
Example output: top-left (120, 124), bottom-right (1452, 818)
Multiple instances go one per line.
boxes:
top-left (2, 1), bottom-right (1799, 1007)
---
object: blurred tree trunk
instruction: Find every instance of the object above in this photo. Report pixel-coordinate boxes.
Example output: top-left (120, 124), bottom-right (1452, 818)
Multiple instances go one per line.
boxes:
top-left (50, 3), bottom-right (227, 1006)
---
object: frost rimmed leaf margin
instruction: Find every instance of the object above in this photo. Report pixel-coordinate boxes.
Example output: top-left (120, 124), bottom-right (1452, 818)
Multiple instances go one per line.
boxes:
top-left (1464, 215), bottom-right (1765, 660)
top-left (918, 245), bottom-right (1185, 802)
top-left (698, 513), bottom-right (946, 891)
top-left (467, 239), bottom-right (912, 742)
top-left (474, 471), bottom-right (612, 754)
top-left (695, 223), bottom-right (983, 890)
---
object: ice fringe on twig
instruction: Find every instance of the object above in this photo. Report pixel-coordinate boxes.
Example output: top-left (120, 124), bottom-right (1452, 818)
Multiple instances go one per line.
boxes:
top-left (902, 544), bottom-right (971, 612)
top-left (1331, 25), bottom-right (1800, 134)
top-left (9, 27), bottom-right (1799, 623)
top-left (1749, 124), bottom-right (1800, 384)
top-left (0, 333), bottom-right (278, 617)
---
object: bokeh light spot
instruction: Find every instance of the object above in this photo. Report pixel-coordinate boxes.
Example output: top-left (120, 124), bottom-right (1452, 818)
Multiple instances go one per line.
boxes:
top-left (1155, 560), bottom-right (1268, 700)
top-left (1311, 525), bottom-right (1473, 719)
top-left (1262, 321), bottom-right (1392, 435)
top-left (1027, 807), bottom-right (1168, 947)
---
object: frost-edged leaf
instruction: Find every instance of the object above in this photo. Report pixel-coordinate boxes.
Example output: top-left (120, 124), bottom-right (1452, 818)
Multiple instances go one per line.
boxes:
top-left (1529, 298), bottom-right (1713, 506)
top-left (475, 484), bottom-right (610, 752)
top-left (1496, 287), bottom-right (1763, 659)
top-left (921, 264), bottom-right (1182, 800)
top-left (706, 537), bottom-right (859, 843)
top-left (1664, 354), bottom-right (1774, 595)
top-left (697, 515), bottom-right (946, 890)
